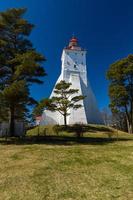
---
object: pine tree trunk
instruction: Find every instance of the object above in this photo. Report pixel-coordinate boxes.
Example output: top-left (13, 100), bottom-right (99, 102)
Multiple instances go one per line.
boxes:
top-left (129, 99), bottom-right (133, 133)
top-left (126, 117), bottom-right (130, 134)
top-left (130, 123), bottom-right (133, 134)
top-left (131, 100), bottom-right (133, 133)
top-left (9, 106), bottom-right (15, 137)
top-left (125, 106), bottom-right (133, 134)
top-left (64, 114), bottom-right (67, 126)
top-left (126, 118), bottom-right (132, 134)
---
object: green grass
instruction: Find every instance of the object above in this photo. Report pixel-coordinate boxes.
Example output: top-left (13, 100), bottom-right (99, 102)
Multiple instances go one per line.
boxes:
top-left (27, 124), bottom-right (115, 137)
top-left (0, 125), bottom-right (133, 199)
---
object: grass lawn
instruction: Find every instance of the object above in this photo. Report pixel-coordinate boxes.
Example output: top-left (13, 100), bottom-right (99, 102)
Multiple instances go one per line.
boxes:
top-left (0, 125), bottom-right (133, 200)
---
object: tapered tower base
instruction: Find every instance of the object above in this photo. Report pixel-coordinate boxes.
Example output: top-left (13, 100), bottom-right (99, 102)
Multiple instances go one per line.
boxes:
top-left (41, 37), bottom-right (103, 125)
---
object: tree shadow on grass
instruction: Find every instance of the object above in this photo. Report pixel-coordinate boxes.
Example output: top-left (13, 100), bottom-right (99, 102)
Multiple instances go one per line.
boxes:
top-left (51, 124), bottom-right (113, 134)
top-left (86, 125), bottom-right (113, 133)
top-left (0, 135), bottom-right (133, 146)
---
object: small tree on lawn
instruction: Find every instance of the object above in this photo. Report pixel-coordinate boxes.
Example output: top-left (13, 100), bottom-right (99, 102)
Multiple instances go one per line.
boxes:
top-left (33, 81), bottom-right (85, 126)
top-left (32, 98), bottom-right (53, 120)
top-left (48, 80), bottom-right (85, 126)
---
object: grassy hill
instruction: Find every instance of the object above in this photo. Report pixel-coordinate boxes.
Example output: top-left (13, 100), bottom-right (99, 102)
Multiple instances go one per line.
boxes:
top-left (0, 125), bottom-right (133, 200)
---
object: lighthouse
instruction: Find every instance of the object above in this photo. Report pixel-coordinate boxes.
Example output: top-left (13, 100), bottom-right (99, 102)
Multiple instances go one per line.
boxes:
top-left (41, 37), bottom-right (103, 125)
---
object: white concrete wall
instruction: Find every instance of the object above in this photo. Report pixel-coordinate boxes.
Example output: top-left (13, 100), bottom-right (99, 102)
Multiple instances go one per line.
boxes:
top-left (68, 73), bottom-right (87, 124)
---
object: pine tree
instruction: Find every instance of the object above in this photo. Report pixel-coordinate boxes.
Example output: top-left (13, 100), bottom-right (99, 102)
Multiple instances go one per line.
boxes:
top-left (0, 8), bottom-right (46, 136)
top-left (107, 55), bottom-right (133, 133)
top-left (35, 80), bottom-right (85, 126)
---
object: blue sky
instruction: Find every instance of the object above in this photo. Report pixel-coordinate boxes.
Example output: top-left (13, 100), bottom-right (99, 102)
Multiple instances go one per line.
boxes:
top-left (0, 0), bottom-right (133, 110)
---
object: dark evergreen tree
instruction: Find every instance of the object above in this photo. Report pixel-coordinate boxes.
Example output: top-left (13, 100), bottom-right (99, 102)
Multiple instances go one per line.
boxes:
top-left (107, 55), bottom-right (133, 133)
top-left (0, 8), bottom-right (46, 136)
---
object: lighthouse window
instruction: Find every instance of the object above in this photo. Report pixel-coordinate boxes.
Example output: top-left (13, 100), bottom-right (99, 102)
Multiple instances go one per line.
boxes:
top-left (74, 64), bottom-right (77, 69)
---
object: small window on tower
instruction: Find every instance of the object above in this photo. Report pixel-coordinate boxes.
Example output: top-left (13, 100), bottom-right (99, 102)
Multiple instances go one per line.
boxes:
top-left (74, 65), bottom-right (77, 69)
top-left (67, 61), bottom-right (70, 65)
top-left (82, 53), bottom-right (83, 56)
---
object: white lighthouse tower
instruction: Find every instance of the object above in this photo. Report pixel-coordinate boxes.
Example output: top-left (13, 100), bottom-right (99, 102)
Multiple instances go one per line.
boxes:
top-left (41, 37), bottom-right (103, 125)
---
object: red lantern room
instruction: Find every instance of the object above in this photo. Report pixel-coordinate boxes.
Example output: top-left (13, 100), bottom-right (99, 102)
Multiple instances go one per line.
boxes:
top-left (69, 37), bottom-right (78, 46)
top-left (71, 37), bottom-right (78, 42)
top-left (66, 36), bottom-right (81, 50)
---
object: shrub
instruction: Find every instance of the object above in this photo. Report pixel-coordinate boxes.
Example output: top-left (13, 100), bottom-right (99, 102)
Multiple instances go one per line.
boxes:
top-left (72, 124), bottom-right (85, 137)
top-left (53, 125), bottom-right (60, 135)
top-left (52, 124), bottom-right (86, 137)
